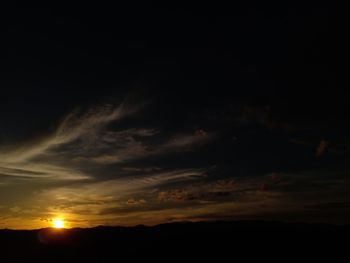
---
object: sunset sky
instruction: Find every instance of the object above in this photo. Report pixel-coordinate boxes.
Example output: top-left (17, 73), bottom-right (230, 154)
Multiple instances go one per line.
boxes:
top-left (1, 3), bottom-right (343, 229)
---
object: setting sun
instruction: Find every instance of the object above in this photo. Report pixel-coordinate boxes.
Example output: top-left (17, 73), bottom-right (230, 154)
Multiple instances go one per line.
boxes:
top-left (52, 219), bottom-right (65, 229)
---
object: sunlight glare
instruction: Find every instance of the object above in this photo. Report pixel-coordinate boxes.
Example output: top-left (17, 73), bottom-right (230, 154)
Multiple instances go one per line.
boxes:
top-left (52, 218), bottom-right (65, 229)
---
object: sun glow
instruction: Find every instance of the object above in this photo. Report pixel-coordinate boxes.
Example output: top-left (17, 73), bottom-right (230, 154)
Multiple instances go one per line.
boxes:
top-left (52, 218), bottom-right (65, 229)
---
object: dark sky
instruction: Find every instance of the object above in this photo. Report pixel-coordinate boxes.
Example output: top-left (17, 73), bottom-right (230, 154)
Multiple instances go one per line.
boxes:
top-left (0, 2), bottom-right (344, 229)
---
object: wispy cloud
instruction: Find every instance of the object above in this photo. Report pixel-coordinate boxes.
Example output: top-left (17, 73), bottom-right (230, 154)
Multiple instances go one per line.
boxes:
top-left (32, 169), bottom-right (206, 219)
top-left (0, 101), bottom-right (143, 182)
top-left (0, 102), bottom-right (138, 162)
top-left (89, 129), bottom-right (213, 164)
top-left (9, 96), bottom-right (341, 227)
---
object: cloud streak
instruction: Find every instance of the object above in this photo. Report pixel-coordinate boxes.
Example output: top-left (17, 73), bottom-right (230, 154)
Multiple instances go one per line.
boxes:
top-left (2, 94), bottom-right (347, 229)
top-left (0, 97), bottom-right (217, 228)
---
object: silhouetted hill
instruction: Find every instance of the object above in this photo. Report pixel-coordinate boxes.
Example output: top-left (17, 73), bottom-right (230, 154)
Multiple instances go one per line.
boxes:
top-left (0, 221), bottom-right (348, 262)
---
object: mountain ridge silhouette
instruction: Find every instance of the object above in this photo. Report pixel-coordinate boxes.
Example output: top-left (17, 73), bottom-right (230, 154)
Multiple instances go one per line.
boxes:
top-left (1, 220), bottom-right (348, 262)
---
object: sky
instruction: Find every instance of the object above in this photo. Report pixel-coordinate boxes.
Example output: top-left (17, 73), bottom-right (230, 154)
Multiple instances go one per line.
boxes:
top-left (0, 3), bottom-right (344, 229)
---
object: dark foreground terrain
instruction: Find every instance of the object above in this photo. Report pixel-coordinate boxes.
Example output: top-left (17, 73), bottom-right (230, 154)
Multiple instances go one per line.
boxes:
top-left (1, 221), bottom-right (348, 262)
